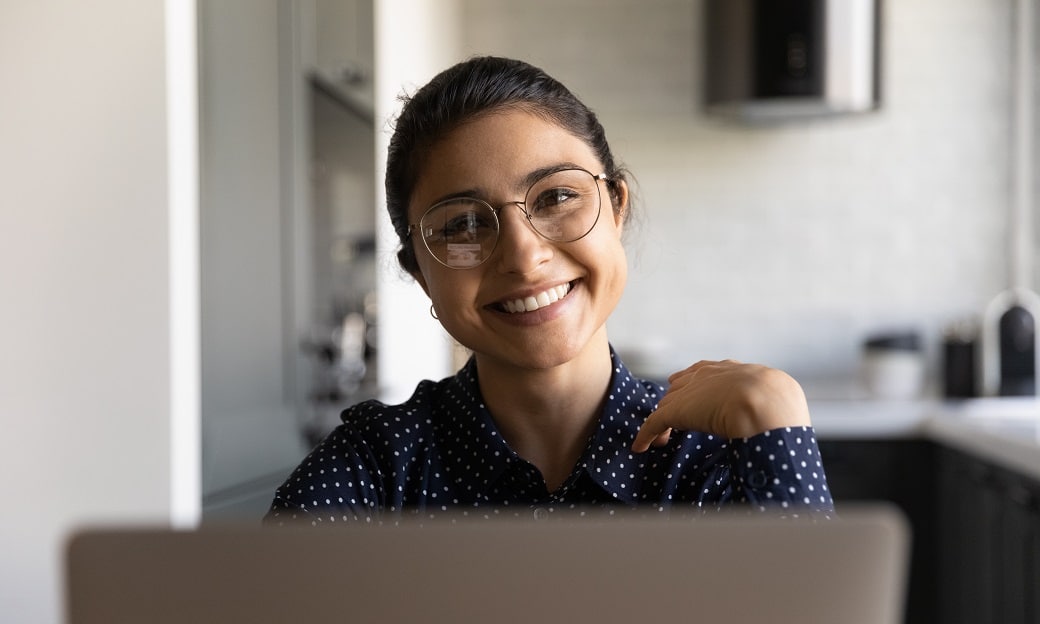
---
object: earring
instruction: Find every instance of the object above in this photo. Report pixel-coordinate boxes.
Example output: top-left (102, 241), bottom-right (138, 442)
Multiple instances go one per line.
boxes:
top-left (430, 304), bottom-right (439, 320)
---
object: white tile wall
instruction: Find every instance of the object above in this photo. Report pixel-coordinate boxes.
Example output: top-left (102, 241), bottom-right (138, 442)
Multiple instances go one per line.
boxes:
top-left (458, 0), bottom-right (1032, 389)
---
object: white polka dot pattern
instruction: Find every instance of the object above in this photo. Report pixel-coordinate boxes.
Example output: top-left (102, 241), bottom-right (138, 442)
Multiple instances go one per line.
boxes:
top-left (265, 349), bottom-right (834, 525)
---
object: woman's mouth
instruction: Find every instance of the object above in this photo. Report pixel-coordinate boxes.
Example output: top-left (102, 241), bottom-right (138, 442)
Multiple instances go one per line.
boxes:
top-left (496, 282), bottom-right (573, 314)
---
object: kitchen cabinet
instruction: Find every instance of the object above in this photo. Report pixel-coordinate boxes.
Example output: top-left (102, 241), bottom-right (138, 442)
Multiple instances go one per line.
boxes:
top-left (198, 0), bottom-right (310, 519)
top-left (198, 0), bottom-right (376, 521)
top-left (818, 439), bottom-right (939, 624)
top-left (936, 445), bottom-right (1040, 624)
top-left (819, 436), bottom-right (1040, 624)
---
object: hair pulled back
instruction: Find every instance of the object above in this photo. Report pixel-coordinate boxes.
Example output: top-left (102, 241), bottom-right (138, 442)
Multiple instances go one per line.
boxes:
top-left (385, 56), bottom-right (628, 275)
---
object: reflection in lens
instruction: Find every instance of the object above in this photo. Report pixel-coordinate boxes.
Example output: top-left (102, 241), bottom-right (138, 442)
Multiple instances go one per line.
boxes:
top-left (446, 242), bottom-right (483, 268)
top-left (421, 200), bottom-right (498, 267)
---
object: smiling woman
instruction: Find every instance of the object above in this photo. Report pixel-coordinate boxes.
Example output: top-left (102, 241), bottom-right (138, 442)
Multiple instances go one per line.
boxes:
top-left (265, 56), bottom-right (833, 523)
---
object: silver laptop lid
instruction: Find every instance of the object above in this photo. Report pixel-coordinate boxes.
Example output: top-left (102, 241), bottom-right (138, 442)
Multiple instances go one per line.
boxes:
top-left (66, 505), bottom-right (909, 624)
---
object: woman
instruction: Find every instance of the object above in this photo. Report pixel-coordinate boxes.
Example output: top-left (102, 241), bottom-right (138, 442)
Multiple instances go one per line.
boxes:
top-left (266, 56), bottom-right (833, 524)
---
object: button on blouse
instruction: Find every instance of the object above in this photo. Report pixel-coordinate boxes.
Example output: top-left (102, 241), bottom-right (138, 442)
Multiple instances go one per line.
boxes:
top-left (265, 349), bottom-right (834, 525)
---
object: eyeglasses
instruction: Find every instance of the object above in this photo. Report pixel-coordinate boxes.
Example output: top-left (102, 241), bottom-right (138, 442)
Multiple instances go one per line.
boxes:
top-left (407, 167), bottom-right (607, 269)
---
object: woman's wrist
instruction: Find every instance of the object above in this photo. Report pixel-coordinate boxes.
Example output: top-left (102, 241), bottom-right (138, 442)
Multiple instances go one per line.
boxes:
top-left (731, 368), bottom-right (811, 438)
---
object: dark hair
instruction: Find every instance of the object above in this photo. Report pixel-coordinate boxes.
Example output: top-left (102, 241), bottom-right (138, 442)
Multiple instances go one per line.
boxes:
top-left (385, 56), bottom-right (629, 275)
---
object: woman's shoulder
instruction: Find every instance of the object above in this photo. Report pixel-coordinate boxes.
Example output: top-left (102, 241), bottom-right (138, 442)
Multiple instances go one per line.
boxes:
top-left (337, 367), bottom-right (475, 434)
top-left (339, 379), bottom-right (438, 428)
top-left (609, 350), bottom-right (667, 404)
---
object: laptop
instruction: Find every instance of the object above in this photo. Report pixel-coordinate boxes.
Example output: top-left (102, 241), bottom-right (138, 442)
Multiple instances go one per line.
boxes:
top-left (66, 505), bottom-right (909, 624)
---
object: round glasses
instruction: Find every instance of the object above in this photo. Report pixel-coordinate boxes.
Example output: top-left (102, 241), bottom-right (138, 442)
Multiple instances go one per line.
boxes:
top-left (408, 168), bottom-right (607, 269)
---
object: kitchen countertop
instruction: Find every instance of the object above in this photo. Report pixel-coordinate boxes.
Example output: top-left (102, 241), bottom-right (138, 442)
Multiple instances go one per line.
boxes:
top-left (810, 397), bottom-right (1040, 481)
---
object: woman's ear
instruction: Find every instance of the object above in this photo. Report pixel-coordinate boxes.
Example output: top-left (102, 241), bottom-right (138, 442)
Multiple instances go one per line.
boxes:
top-left (401, 243), bottom-right (432, 296)
top-left (612, 179), bottom-right (630, 231)
top-left (412, 268), bottom-right (431, 297)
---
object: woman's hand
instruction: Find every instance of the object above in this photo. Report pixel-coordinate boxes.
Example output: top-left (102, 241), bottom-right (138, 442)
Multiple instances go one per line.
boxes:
top-left (631, 360), bottom-right (811, 452)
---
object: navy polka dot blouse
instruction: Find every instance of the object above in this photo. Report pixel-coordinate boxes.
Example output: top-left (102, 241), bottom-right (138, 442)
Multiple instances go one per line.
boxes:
top-left (265, 349), bottom-right (834, 525)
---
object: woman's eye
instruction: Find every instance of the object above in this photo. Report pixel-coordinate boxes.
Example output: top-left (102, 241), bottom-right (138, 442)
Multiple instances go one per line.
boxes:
top-left (532, 188), bottom-right (578, 213)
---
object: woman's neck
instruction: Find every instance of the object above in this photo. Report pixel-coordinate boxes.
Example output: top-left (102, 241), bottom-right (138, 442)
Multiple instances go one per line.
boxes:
top-left (474, 336), bottom-right (614, 492)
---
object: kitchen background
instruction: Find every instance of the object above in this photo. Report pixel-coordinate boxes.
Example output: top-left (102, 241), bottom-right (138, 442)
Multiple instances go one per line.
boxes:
top-left (2, 0), bottom-right (1037, 622)
top-left (199, 0), bottom-right (1034, 517)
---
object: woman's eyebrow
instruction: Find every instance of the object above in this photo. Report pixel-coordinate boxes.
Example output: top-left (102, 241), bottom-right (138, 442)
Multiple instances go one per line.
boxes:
top-left (518, 162), bottom-right (585, 191)
top-left (428, 188), bottom-right (483, 206)
top-left (426, 162), bottom-right (589, 207)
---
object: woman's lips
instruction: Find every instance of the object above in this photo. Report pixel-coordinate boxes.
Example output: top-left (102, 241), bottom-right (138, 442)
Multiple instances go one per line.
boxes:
top-left (497, 282), bottom-right (573, 313)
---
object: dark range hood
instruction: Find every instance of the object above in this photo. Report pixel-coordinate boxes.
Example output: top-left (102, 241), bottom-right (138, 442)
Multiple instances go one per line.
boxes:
top-left (704, 0), bottom-right (881, 122)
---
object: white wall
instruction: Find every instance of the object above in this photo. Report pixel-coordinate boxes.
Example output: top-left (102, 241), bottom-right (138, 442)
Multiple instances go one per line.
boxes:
top-left (0, 1), bottom-right (177, 622)
top-left (458, 0), bottom-right (1030, 391)
top-left (374, 0), bottom-right (461, 401)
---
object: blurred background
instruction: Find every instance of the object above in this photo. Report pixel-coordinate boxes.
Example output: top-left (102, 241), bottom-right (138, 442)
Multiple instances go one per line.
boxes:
top-left (2, 0), bottom-right (1038, 622)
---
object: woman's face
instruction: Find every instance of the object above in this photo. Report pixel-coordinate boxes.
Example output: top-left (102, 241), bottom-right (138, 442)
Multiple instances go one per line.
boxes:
top-left (407, 108), bottom-right (629, 371)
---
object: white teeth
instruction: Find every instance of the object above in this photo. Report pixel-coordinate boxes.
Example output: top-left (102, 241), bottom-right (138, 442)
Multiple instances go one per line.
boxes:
top-left (502, 283), bottom-right (571, 313)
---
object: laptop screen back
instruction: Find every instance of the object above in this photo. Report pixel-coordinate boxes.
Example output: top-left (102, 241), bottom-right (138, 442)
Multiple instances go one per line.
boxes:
top-left (66, 506), bottom-right (909, 624)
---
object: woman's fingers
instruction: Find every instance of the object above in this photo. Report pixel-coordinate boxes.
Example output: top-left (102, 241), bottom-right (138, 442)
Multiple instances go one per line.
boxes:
top-left (631, 415), bottom-right (671, 453)
top-left (633, 363), bottom-right (719, 452)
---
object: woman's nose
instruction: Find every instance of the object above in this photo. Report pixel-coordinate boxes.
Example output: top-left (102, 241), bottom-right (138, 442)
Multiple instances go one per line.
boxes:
top-left (492, 204), bottom-right (554, 273)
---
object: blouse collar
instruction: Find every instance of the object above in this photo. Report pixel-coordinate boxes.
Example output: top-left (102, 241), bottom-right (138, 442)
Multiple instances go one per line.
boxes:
top-left (439, 348), bottom-right (664, 504)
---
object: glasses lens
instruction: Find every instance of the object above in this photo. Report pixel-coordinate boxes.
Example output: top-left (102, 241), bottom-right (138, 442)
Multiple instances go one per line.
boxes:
top-left (525, 169), bottom-right (602, 242)
top-left (419, 199), bottom-right (498, 268)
